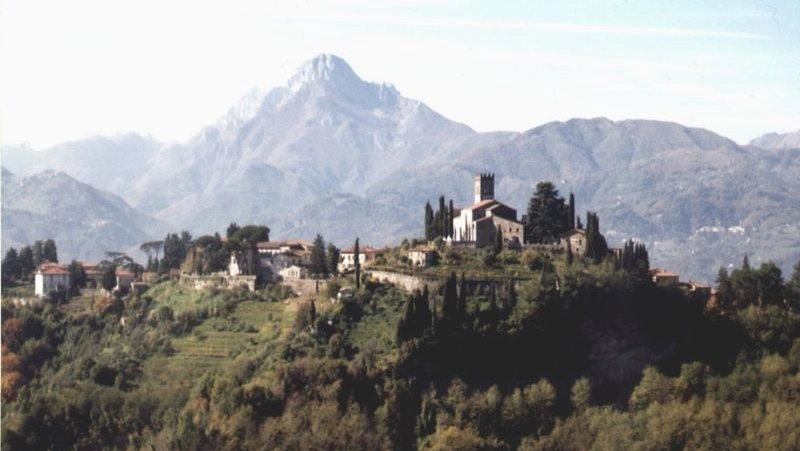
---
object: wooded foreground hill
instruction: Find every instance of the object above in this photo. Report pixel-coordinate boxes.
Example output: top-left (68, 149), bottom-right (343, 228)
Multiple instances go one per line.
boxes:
top-left (2, 251), bottom-right (800, 450)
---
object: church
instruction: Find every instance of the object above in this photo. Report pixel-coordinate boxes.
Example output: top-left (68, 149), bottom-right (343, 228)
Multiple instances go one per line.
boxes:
top-left (452, 174), bottom-right (524, 248)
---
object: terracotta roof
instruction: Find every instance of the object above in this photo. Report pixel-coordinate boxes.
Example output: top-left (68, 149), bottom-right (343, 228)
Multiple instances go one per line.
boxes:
top-left (341, 246), bottom-right (384, 254)
top-left (257, 239), bottom-right (314, 250)
top-left (462, 199), bottom-right (499, 211)
top-left (650, 269), bottom-right (679, 277)
top-left (39, 267), bottom-right (69, 275)
top-left (39, 262), bottom-right (66, 271)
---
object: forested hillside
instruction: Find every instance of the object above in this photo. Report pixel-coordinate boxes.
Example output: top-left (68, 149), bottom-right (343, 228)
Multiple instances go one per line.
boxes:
top-left (3, 250), bottom-right (799, 450)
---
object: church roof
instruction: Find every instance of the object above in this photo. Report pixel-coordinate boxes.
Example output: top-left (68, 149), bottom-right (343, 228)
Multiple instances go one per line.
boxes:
top-left (462, 199), bottom-right (499, 211)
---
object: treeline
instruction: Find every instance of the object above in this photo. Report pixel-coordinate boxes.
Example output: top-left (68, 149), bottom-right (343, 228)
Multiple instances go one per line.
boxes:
top-left (3, 246), bottom-right (799, 450)
top-left (713, 256), bottom-right (800, 312)
top-left (140, 223), bottom-right (270, 274)
top-left (1, 239), bottom-right (58, 284)
top-left (424, 196), bottom-right (455, 240)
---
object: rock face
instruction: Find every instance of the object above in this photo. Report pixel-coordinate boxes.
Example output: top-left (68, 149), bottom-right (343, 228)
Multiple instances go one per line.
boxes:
top-left (2, 54), bottom-right (798, 282)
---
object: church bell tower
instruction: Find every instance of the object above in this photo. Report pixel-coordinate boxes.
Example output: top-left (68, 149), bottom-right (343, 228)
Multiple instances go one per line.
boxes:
top-left (474, 173), bottom-right (495, 203)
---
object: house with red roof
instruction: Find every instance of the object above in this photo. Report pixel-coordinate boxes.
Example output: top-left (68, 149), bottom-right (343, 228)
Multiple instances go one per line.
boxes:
top-left (34, 264), bottom-right (70, 297)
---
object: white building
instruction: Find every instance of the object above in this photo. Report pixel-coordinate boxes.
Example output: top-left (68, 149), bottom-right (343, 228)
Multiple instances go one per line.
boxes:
top-left (34, 265), bottom-right (70, 297)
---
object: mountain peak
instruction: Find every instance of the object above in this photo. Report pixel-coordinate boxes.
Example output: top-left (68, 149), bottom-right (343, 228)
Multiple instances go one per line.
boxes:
top-left (288, 54), bottom-right (361, 91)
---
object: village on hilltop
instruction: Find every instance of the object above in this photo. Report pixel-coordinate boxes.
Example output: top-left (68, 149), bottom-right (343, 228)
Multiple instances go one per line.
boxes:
top-left (6, 173), bottom-right (712, 310)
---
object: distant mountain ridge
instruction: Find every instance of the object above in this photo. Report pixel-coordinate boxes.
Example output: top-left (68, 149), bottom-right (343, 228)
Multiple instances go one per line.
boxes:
top-left (1, 54), bottom-right (798, 281)
top-left (749, 129), bottom-right (800, 150)
top-left (1, 169), bottom-right (169, 263)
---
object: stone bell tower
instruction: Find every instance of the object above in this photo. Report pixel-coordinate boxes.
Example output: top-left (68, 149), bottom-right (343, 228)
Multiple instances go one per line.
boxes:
top-left (474, 173), bottom-right (495, 203)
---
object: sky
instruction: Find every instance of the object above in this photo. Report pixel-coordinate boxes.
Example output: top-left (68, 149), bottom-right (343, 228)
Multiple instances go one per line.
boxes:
top-left (1, 0), bottom-right (798, 149)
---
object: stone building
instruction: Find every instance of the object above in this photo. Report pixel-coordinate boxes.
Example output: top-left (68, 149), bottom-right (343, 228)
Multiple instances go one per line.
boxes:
top-left (452, 174), bottom-right (524, 248)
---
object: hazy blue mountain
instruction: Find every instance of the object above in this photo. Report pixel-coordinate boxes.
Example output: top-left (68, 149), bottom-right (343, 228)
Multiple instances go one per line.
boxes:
top-left (0, 133), bottom-right (162, 196)
top-left (749, 129), bottom-right (800, 150)
top-left (362, 117), bottom-right (800, 282)
top-left (1, 168), bottom-right (169, 263)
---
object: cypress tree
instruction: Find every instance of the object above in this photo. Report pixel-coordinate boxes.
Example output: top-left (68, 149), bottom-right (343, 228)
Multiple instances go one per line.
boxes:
top-left (566, 239), bottom-right (574, 266)
top-left (438, 195), bottom-right (447, 238)
top-left (311, 234), bottom-right (328, 277)
top-left (568, 192), bottom-right (576, 229)
top-left (442, 273), bottom-right (458, 322)
top-left (585, 212), bottom-right (608, 262)
top-left (424, 202), bottom-right (435, 240)
top-left (457, 272), bottom-right (467, 320)
top-left (397, 292), bottom-right (416, 344)
top-left (448, 199), bottom-right (455, 238)
top-left (354, 238), bottom-right (361, 290)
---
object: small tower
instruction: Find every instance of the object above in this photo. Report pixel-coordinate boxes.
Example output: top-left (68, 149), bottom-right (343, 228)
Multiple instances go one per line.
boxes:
top-left (474, 173), bottom-right (495, 203)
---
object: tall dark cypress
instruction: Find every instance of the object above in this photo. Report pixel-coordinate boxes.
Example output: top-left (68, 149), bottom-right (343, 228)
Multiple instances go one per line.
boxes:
top-left (354, 237), bottom-right (361, 290)
top-left (568, 192), bottom-right (576, 229)
top-left (457, 272), bottom-right (467, 319)
top-left (438, 195), bottom-right (446, 238)
top-left (442, 273), bottom-right (458, 322)
top-left (448, 199), bottom-right (455, 238)
top-left (424, 202), bottom-right (435, 240)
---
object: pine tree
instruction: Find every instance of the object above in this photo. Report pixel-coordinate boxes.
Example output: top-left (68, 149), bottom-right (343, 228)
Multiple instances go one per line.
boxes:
top-left (525, 182), bottom-right (569, 244)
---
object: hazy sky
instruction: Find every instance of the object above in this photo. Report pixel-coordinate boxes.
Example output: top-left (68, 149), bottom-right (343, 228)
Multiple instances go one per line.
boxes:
top-left (1, 0), bottom-right (798, 148)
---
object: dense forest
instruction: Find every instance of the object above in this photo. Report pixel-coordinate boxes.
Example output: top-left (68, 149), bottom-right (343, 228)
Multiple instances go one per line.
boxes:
top-left (3, 245), bottom-right (800, 450)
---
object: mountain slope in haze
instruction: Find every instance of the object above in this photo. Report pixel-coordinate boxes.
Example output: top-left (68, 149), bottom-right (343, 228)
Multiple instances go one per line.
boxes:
top-left (1, 168), bottom-right (169, 263)
top-left (749, 129), bottom-right (800, 150)
top-left (367, 118), bottom-right (800, 281)
top-left (127, 54), bottom-right (477, 235)
top-left (0, 133), bottom-right (162, 197)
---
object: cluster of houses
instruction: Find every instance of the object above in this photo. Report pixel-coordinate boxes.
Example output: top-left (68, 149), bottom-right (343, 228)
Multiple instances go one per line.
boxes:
top-left (650, 268), bottom-right (711, 301)
top-left (33, 261), bottom-right (137, 298)
top-left (30, 174), bottom-right (711, 303)
top-left (223, 239), bottom-right (389, 290)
